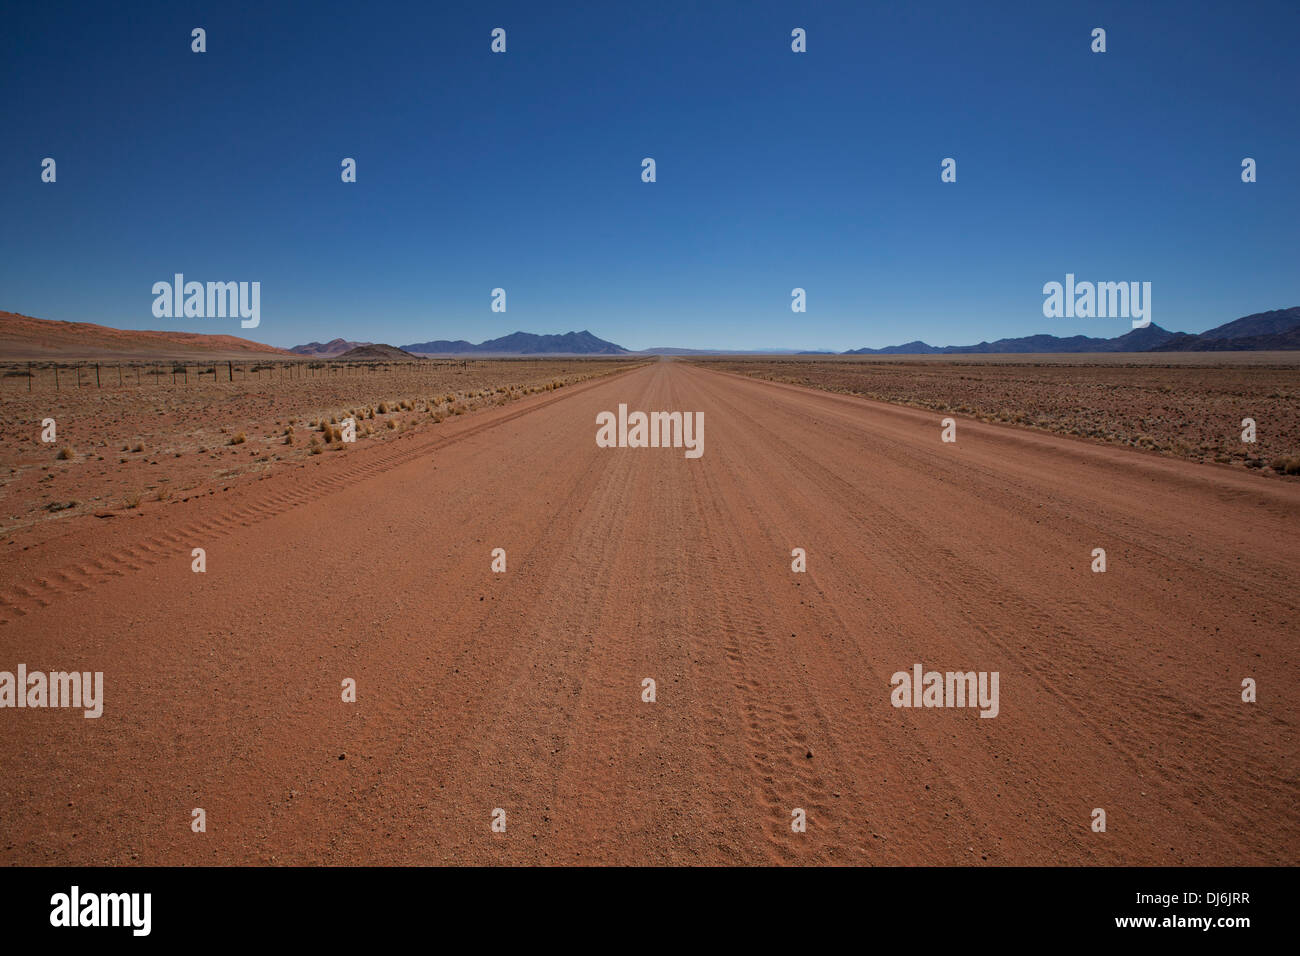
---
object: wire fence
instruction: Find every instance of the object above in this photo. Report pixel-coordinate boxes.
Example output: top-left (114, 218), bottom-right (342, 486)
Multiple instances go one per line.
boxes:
top-left (0, 358), bottom-right (531, 391)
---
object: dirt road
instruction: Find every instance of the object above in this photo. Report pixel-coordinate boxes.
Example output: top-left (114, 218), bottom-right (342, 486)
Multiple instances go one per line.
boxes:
top-left (2, 359), bottom-right (1296, 865)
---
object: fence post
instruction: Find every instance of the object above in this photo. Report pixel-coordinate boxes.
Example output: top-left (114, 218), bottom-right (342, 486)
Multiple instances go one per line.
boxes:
top-left (96, 363), bottom-right (101, 387)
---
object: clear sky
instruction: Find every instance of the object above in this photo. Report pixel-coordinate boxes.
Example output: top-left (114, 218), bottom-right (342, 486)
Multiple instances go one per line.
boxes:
top-left (2, 0), bottom-right (1296, 351)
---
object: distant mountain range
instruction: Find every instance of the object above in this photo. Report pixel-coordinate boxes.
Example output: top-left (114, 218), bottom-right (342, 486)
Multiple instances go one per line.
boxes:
top-left (355, 307), bottom-right (1300, 356)
top-left (335, 344), bottom-right (422, 360)
top-left (843, 323), bottom-right (1175, 355)
top-left (1151, 308), bottom-right (1300, 351)
top-left (400, 330), bottom-right (629, 355)
top-left (288, 338), bottom-right (373, 356)
top-left (11, 305), bottom-right (1284, 363)
top-left (842, 308), bottom-right (1300, 355)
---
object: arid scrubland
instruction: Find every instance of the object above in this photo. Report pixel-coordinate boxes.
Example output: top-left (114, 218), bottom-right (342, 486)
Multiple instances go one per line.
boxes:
top-left (699, 356), bottom-right (1300, 476)
top-left (0, 358), bottom-right (644, 544)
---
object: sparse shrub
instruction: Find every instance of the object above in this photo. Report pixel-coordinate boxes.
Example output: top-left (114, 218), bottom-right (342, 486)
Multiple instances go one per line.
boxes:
top-left (450, 402), bottom-right (467, 415)
top-left (386, 418), bottom-right (397, 430)
top-left (230, 432), bottom-right (247, 445)
top-left (155, 485), bottom-right (173, 501)
top-left (56, 446), bottom-right (74, 460)
top-left (124, 491), bottom-right (142, 509)
top-left (377, 401), bottom-right (389, 414)
top-left (132, 442), bottom-right (145, 453)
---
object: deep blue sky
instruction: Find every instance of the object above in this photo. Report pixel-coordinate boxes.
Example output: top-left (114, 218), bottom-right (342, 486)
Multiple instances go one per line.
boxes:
top-left (2, 0), bottom-right (1296, 351)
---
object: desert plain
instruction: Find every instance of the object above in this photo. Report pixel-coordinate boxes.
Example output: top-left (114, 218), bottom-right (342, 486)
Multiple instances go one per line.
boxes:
top-left (0, 353), bottom-right (1297, 865)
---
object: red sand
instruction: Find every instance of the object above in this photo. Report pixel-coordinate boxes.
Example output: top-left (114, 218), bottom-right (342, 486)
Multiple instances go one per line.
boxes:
top-left (0, 311), bottom-right (288, 360)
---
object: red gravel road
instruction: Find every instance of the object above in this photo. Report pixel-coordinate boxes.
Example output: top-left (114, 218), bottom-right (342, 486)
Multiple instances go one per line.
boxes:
top-left (1, 359), bottom-right (1296, 865)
